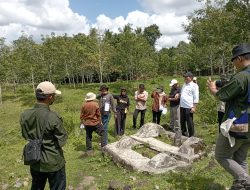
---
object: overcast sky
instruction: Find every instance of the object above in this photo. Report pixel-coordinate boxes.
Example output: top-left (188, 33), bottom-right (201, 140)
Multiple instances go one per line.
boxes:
top-left (0, 0), bottom-right (203, 50)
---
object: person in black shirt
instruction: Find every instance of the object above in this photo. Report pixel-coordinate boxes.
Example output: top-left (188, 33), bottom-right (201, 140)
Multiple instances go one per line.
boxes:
top-left (168, 79), bottom-right (181, 131)
top-left (113, 87), bottom-right (130, 136)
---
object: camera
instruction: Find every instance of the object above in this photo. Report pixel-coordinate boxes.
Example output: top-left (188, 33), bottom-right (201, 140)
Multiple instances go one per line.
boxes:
top-left (215, 75), bottom-right (230, 88)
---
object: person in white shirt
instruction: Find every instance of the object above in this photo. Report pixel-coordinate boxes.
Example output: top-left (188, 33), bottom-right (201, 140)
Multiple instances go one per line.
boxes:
top-left (180, 72), bottom-right (199, 137)
top-left (133, 84), bottom-right (148, 129)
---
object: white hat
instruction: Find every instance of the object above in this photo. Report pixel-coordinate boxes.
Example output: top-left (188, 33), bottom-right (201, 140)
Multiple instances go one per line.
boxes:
top-left (169, 79), bottom-right (178, 87)
top-left (36, 81), bottom-right (61, 95)
top-left (85, 92), bottom-right (96, 101)
top-left (193, 77), bottom-right (197, 81)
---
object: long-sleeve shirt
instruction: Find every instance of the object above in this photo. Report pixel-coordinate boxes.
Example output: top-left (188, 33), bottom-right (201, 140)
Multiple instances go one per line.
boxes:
top-left (80, 101), bottom-right (101, 126)
top-left (216, 65), bottom-right (250, 125)
top-left (180, 81), bottom-right (199, 108)
top-left (135, 90), bottom-right (148, 110)
top-left (20, 103), bottom-right (68, 172)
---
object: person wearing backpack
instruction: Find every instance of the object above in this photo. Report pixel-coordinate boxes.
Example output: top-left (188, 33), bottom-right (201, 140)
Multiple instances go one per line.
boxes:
top-left (20, 81), bottom-right (68, 190)
top-left (207, 44), bottom-right (250, 190)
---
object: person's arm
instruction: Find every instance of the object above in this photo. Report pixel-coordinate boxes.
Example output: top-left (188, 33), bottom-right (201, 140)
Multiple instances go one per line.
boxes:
top-left (137, 91), bottom-right (148, 102)
top-left (53, 116), bottom-right (68, 148)
top-left (191, 85), bottom-right (199, 113)
top-left (110, 94), bottom-right (117, 113)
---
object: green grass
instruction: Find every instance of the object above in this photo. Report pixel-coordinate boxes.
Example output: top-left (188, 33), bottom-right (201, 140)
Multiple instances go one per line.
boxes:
top-left (0, 77), bottom-right (235, 189)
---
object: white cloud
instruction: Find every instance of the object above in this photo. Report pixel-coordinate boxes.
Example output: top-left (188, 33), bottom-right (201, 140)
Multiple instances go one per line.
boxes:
top-left (0, 0), bottom-right (90, 42)
top-left (138, 0), bottom-right (202, 16)
top-left (0, 0), bottom-right (202, 49)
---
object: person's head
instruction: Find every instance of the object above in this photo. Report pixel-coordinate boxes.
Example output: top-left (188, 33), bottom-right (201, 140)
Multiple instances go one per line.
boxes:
top-left (99, 84), bottom-right (109, 95)
top-left (85, 92), bottom-right (96, 102)
top-left (231, 44), bottom-right (250, 71)
top-left (183, 72), bottom-right (193, 84)
top-left (193, 77), bottom-right (197, 83)
top-left (35, 81), bottom-right (61, 105)
top-left (120, 87), bottom-right (127, 96)
top-left (169, 79), bottom-right (178, 88)
top-left (138, 84), bottom-right (145, 93)
top-left (156, 86), bottom-right (164, 93)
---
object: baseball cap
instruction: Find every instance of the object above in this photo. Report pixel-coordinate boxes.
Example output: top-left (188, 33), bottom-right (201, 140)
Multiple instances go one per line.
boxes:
top-left (169, 79), bottom-right (178, 87)
top-left (36, 81), bottom-right (61, 95)
top-left (183, 72), bottom-right (193, 77)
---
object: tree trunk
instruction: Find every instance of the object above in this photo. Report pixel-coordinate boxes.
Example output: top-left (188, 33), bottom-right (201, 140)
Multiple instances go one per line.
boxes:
top-left (210, 54), bottom-right (213, 76)
top-left (31, 70), bottom-right (35, 93)
top-left (0, 83), bottom-right (2, 105)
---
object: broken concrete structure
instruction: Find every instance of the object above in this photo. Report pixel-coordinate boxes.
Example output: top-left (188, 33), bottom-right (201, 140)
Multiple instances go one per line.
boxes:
top-left (103, 123), bottom-right (206, 174)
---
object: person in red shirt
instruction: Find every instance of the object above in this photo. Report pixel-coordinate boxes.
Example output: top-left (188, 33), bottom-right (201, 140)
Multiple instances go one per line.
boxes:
top-left (80, 92), bottom-right (105, 152)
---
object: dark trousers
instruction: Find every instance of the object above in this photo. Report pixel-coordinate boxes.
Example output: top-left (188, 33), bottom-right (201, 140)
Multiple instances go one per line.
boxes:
top-left (30, 166), bottom-right (66, 190)
top-left (115, 109), bottom-right (126, 136)
top-left (180, 107), bottom-right (194, 137)
top-left (152, 110), bottom-right (162, 124)
top-left (133, 109), bottom-right (146, 128)
top-left (85, 124), bottom-right (105, 150)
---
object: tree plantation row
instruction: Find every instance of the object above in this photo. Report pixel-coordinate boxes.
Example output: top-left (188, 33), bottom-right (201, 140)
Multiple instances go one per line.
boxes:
top-left (0, 0), bottom-right (249, 88)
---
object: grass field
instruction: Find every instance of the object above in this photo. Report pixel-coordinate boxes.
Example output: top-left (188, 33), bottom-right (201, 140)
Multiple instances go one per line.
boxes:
top-left (0, 77), bottom-right (237, 190)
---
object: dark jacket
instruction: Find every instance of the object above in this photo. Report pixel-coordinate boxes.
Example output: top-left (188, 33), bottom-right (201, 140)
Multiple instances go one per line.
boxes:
top-left (20, 103), bottom-right (68, 172)
top-left (113, 94), bottom-right (130, 110)
top-left (169, 87), bottom-right (181, 107)
top-left (217, 65), bottom-right (250, 125)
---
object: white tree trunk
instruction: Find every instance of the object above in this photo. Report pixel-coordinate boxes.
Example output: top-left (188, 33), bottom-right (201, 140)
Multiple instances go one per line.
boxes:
top-left (0, 83), bottom-right (2, 105)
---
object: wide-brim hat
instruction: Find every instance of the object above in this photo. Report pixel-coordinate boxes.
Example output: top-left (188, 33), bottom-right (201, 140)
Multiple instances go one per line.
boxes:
top-left (169, 79), bottom-right (178, 87)
top-left (85, 92), bottom-right (96, 101)
top-left (231, 44), bottom-right (250, 61)
top-left (36, 81), bottom-right (61, 95)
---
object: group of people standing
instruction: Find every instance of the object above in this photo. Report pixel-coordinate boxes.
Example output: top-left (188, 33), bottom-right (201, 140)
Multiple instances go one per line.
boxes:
top-left (20, 44), bottom-right (250, 190)
top-left (80, 71), bottom-right (199, 154)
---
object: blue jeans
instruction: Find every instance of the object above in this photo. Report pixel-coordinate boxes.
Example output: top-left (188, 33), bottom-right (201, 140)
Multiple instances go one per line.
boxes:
top-left (102, 114), bottom-right (111, 144)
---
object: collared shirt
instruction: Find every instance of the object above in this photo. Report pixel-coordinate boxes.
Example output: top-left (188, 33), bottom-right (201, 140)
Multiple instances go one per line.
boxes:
top-left (180, 81), bottom-right (199, 108)
top-left (80, 101), bottom-right (101, 126)
top-left (20, 103), bottom-right (68, 172)
top-left (135, 90), bottom-right (148, 110)
top-left (216, 65), bottom-right (250, 125)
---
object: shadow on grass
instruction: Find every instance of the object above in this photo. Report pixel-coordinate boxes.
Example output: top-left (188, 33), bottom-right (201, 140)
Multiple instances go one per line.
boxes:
top-left (166, 173), bottom-right (225, 190)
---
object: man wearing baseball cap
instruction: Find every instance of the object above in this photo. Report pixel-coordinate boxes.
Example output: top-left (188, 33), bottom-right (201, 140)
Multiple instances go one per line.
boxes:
top-left (207, 44), bottom-right (250, 189)
top-left (168, 79), bottom-right (181, 132)
top-left (180, 72), bottom-right (199, 137)
top-left (20, 81), bottom-right (68, 189)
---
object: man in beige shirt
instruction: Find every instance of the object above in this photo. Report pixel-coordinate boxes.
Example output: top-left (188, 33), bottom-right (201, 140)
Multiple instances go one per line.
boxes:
top-left (133, 84), bottom-right (148, 129)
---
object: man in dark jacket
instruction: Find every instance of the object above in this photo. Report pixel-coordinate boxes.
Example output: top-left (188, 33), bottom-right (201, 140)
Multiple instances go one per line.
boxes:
top-left (20, 81), bottom-right (68, 190)
top-left (113, 87), bottom-right (130, 136)
top-left (207, 44), bottom-right (250, 190)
